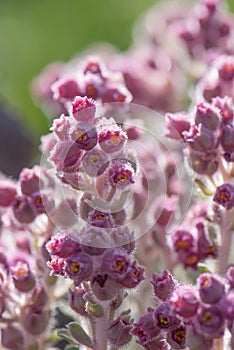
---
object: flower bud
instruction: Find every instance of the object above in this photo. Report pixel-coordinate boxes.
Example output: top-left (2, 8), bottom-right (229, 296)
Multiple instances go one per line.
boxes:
top-left (46, 232), bottom-right (80, 258)
top-left (99, 127), bottom-right (127, 154)
top-left (185, 325), bottom-right (213, 350)
top-left (119, 261), bottom-right (145, 288)
top-left (12, 195), bottom-right (37, 223)
top-left (195, 102), bottom-right (221, 130)
top-left (91, 273), bottom-right (120, 300)
top-left (197, 273), bottom-right (225, 304)
top-left (0, 180), bottom-right (16, 207)
top-left (221, 124), bottom-right (234, 152)
top-left (49, 141), bottom-right (83, 172)
top-left (165, 113), bottom-right (190, 140)
top-left (226, 265), bottom-right (234, 289)
top-left (10, 259), bottom-right (35, 292)
top-left (170, 285), bottom-right (199, 318)
top-left (31, 285), bottom-right (48, 308)
top-left (131, 311), bottom-right (161, 346)
top-left (50, 114), bottom-right (71, 140)
top-left (151, 269), bottom-right (176, 301)
top-left (52, 77), bottom-right (81, 101)
top-left (107, 316), bottom-right (132, 347)
top-left (19, 167), bottom-right (40, 195)
top-left (71, 96), bottom-right (96, 122)
top-left (69, 287), bottom-right (87, 316)
top-left (2, 325), bottom-right (24, 350)
top-left (22, 306), bottom-right (49, 335)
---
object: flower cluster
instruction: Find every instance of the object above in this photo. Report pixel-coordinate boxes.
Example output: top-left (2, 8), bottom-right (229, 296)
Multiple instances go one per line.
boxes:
top-left (1, 0), bottom-right (234, 349)
top-left (132, 268), bottom-right (234, 350)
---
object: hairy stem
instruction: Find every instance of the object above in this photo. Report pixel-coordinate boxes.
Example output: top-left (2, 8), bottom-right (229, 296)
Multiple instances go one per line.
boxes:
top-left (218, 210), bottom-right (233, 275)
top-left (93, 302), bottom-right (108, 350)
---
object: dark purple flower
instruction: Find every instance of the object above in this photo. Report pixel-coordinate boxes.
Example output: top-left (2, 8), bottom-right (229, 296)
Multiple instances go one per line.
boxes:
top-left (197, 273), bottom-right (225, 304)
top-left (107, 316), bottom-right (133, 347)
top-left (172, 229), bottom-right (194, 252)
top-left (71, 123), bottom-right (97, 151)
top-left (170, 285), bottom-right (199, 318)
top-left (151, 269), bottom-right (177, 301)
top-left (154, 302), bottom-right (179, 329)
top-left (168, 324), bottom-right (186, 349)
top-left (119, 261), bottom-right (145, 288)
top-left (65, 252), bottom-right (93, 284)
top-left (213, 183), bottom-right (234, 209)
top-left (177, 249), bottom-right (200, 270)
top-left (101, 248), bottom-right (130, 279)
top-left (197, 305), bottom-right (225, 337)
top-left (131, 311), bottom-right (161, 346)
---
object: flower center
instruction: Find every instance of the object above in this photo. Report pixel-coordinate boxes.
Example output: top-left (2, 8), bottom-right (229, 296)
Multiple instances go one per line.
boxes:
top-left (70, 262), bottom-right (82, 274)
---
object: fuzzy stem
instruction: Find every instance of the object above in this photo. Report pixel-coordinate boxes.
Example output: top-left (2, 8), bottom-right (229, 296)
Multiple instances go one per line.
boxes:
top-left (218, 210), bottom-right (233, 275)
top-left (93, 304), bottom-right (108, 350)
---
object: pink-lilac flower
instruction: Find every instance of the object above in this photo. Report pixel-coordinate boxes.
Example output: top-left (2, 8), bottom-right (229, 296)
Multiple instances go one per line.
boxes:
top-left (170, 284), bottom-right (199, 318)
top-left (213, 183), bottom-right (234, 209)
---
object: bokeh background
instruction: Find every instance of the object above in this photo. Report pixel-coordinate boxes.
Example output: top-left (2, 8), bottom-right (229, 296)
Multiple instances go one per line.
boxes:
top-left (0, 0), bottom-right (234, 176)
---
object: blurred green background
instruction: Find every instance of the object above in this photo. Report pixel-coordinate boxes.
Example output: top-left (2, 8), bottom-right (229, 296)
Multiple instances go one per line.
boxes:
top-left (0, 0), bottom-right (157, 142)
top-left (0, 0), bottom-right (233, 149)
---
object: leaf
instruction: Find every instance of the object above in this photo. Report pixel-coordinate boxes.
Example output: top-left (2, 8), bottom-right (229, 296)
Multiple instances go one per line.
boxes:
top-left (65, 346), bottom-right (80, 350)
top-left (197, 263), bottom-right (211, 273)
top-left (195, 179), bottom-right (213, 196)
top-left (57, 329), bottom-right (74, 344)
top-left (86, 302), bottom-right (104, 317)
top-left (66, 322), bottom-right (93, 348)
